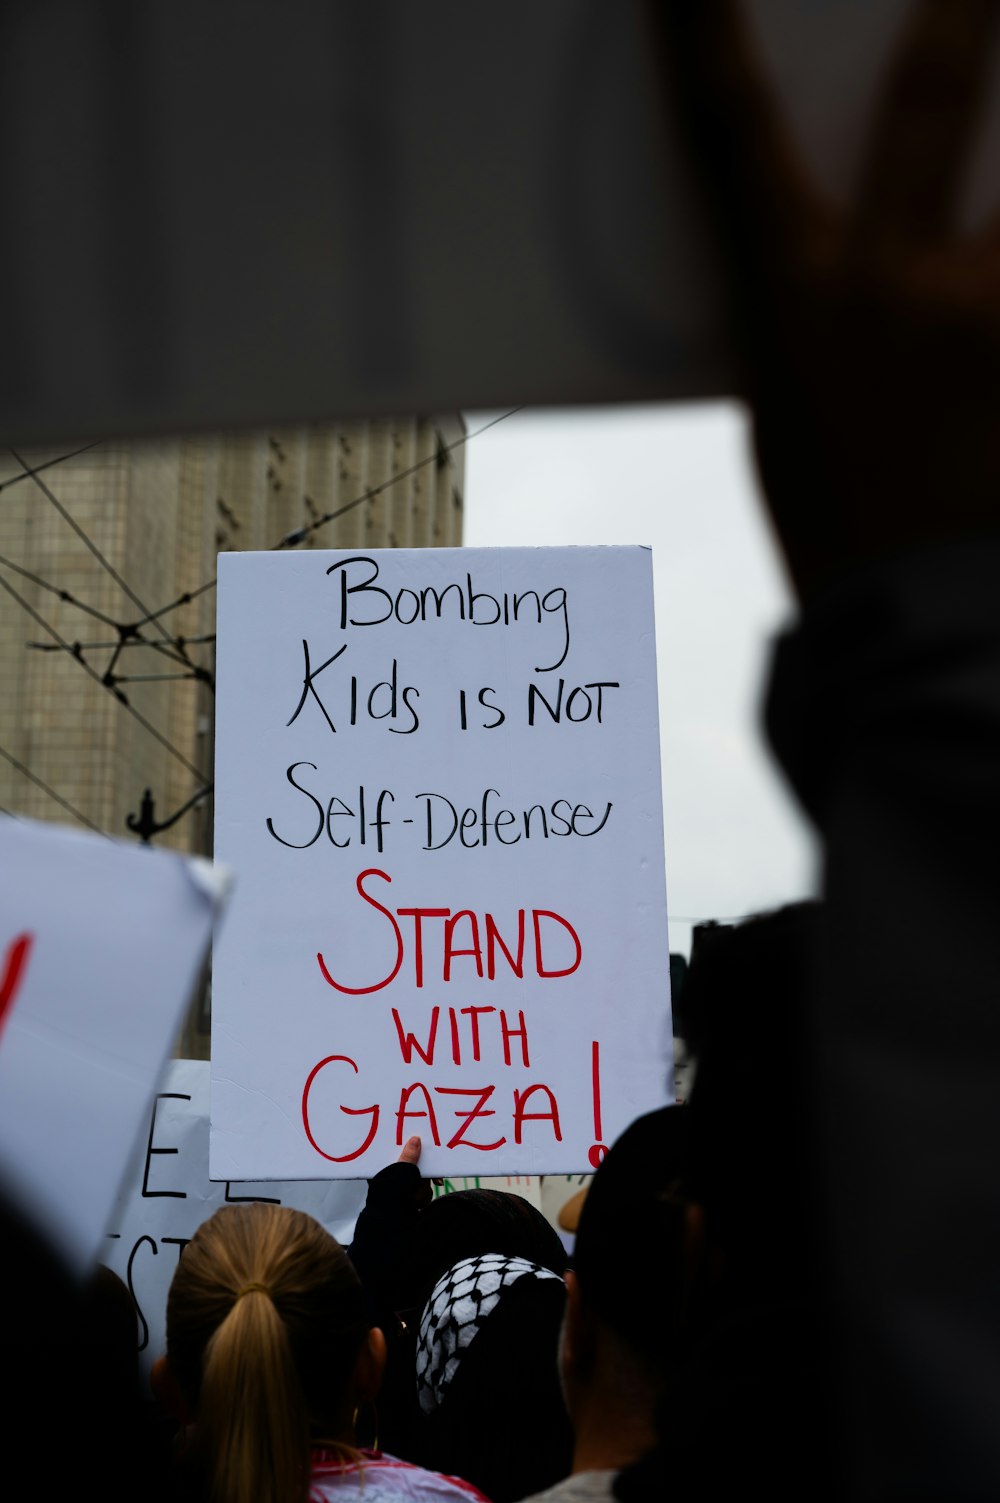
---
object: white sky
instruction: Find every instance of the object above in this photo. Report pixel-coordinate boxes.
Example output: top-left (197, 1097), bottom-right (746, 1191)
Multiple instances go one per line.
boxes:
top-left (462, 401), bottom-right (819, 958)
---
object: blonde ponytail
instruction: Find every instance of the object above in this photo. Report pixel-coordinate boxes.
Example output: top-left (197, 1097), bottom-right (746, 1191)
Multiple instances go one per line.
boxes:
top-left (166, 1205), bottom-right (369, 1503)
top-left (200, 1285), bottom-right (307, 1503)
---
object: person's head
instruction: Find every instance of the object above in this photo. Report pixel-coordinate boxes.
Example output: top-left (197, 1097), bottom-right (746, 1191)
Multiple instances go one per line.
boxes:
top-left (354, 1176), bottom-right (569, 1466)
top-left (413, 1251), bottom-right (572, 1502)
top-left (559, 1106), bottom-right (689, 1468)
top-left (155, 1204), bottom-right (383, 1503)
top-left (393, 1187), bottom-right (568, 1324)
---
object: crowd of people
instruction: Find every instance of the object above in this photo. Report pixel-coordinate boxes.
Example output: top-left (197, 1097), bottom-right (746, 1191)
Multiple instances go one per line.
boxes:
top-left (4, 1), bottom-right (1000, 1495)
top-left (1, 918), bottom-right (830, 1502)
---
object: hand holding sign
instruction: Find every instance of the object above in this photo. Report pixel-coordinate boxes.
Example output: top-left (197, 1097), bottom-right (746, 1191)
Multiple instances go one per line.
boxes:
top-left (399, 1134), bottom-right (423, 1164)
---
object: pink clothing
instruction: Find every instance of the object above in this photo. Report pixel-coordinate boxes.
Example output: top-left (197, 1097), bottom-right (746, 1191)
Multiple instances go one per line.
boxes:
top-left (310, 1448), bottom-right (491, 1503)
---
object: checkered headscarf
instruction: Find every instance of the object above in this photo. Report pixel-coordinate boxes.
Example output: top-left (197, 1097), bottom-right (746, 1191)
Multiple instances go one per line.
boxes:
top-left (415, 1252), bottom-right (563, 1415)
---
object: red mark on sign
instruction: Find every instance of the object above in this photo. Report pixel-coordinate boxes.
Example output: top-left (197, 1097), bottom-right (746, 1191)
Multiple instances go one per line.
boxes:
top-left (588, 1039), bottom-right (607, 1170)
top-left (0, 933), bottom-right (33, 1044)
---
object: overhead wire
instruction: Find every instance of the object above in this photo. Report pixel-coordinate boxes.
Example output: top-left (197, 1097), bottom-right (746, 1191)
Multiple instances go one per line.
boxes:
top-left (272, 407), bottom-right (522, 550)
top-left (131, 577), bottom-right (218, 629)
top-left (0, 570), bottom-right (209, 785)
top-left (0, 548), bottom-right (216, 684)
top-left (7, 410), bottom-right (519, 664)
top-left (0, 547), bottom-right (130, 631)
top-left (9, 444), bottom-right (210, 681)
top-left (11, 442), bottom-right (172, 629)
top-left (0, 439), bottom-right (106, 495)
top-left (0, 445), bottom-right (215, 815)
top-left (2, 409), bottom-right (521, 833)
top-left (0, 546), bottom-right (211, 704)
top-left (164, 407), bottom-right (524, 610)
top-left (26, 633), bottom-right (216, 653)
top-left (0, 740), bottom-right (108, 836)
top-left (13, 409), bottom-right (521, 692)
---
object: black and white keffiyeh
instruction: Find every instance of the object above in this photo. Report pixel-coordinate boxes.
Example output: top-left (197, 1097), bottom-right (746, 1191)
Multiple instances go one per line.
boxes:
top-left (415, 1252), bottom-right (563, 1414)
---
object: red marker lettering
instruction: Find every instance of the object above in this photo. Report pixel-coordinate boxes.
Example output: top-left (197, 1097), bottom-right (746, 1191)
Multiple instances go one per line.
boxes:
top-left (396, 1082), bottom-right (441, 1145)
top-left (533, 910), bottom-right (582, 978)
top-left (459, 1005), bottom-right (495, 1061)
top-left (589, 1040), bottom-right (608, 1169)
top-left (443, 911), bottom-right (484, 982)
top-left (0, 932), bottom-right (33, 1043)
top-left (320, 870), bottom-right (582, 990)
top-left (396, 905), bottom-right (450, 988)
top-left (485, 910), bottom-right (525, 979)
top-left (500, 1009), bottom-right (530, 1067)
top-left (435, 1085), bottom-right (506, 1151)
top-left (301, 1054), bottom-right (379, 1162)
top-left (391, 1005), bottom-right (439, 1066)
top-left (317, 868), bottom-right (403, 994)
top-left (513, 1083), bottom-right (563, 1144)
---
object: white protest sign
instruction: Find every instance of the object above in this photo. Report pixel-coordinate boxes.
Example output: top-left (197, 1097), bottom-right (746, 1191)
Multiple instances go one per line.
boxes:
top-left (211, 547), bottom-right (672, 1179)
top-left (0, 818), bottom-right (226, 1275)
top-left (103, 1059), bottom-right (367, 1377)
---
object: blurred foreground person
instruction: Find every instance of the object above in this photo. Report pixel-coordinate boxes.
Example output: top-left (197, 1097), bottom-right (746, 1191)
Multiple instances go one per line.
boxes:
top-left (672, 905), bottom-right (831, 1494)
top-left (153, 1203), bottom-right (489, 1503)
top-left (0, 1190), bottom-right (154, 1503)
top-left (658, 0), bottom-right (1000, 1491)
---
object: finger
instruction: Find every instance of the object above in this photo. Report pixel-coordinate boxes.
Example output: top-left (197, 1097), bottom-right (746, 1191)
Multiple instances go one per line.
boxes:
top-left (652, 0), bottom-right (829, 276)
top-left (853, 0), bottom-right (1000, 250)
top-left (398, 1135), bottom-right (421, 1165)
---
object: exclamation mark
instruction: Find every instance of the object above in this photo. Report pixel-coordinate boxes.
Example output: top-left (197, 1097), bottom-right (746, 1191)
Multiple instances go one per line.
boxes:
top-left (588, 1039), bottom-right (607, 1169)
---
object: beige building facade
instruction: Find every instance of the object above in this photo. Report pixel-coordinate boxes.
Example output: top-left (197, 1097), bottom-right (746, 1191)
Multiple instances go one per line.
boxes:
top-left (0, 416), bottom-right (465, 1051)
